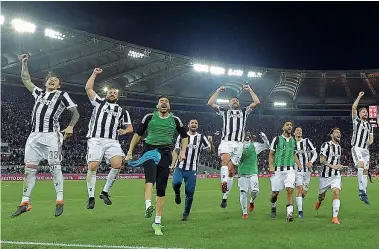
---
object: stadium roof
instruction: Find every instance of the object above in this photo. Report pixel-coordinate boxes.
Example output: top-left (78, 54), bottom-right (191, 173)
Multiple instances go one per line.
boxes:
top-left (1, 10), bottom-right (379, 112)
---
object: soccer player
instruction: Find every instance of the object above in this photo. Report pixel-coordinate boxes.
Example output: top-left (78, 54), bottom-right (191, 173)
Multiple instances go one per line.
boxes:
top-left (126, 96), bottom-right (188, 236)
top-left (351, 91), bottom-right (374, 204)
top-left (314, 128), bottom-right (344, 224)
top-left (11, 54), bottom-right (80, 218)
top-left (238, 131), bottom-right (270, 218)
top-left (171, 119), bottom-right (215, 221)
top-left (269, 121), bottom-right (302, 222)
top-left (84, 68), bottom-right (133, 209)
top-left (207, 84), bottom-right (260, 208)
top-left (294, 127), bottom-right (317, 219)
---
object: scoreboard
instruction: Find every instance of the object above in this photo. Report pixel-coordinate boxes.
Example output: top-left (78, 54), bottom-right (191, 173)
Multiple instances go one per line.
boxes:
top-left (368, 105), bottom-right (379, 128)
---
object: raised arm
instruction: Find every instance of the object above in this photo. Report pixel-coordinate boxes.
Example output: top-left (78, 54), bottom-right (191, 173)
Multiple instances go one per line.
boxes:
top-left (21, 54), bottom-right (36, 92)
top-left (85, 68), bottom-right (103, 101)
top-left (207, 86), bottom-right (225, 110)
top-left (243, 85), bottom-right (260, 110)
top-left (352, 91), bottom-right (364, 119)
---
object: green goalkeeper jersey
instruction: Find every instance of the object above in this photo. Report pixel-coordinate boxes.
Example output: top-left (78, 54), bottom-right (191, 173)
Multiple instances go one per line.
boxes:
top-left (238, 142), bottom-right (258, 175)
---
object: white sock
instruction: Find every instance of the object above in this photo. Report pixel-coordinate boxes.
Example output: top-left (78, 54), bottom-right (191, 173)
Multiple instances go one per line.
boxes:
top-left (250, 191), bottom-right (258, 203)
top-left (240, 191), bottom-right (248, 215)
top-left (357, 168), bottom-right (364, 191)
top-left (145, 200), bottom-right (151, 210)
top-left (220, 166), bottom-right (228, 182)
top-left (86, 170), bottom-right (97, 198)
top-left (333, 199), bottom-right (340, 218)
top-left (286, 205), bottom-right (294, 215)
top-left (296, 196), bottom-right (303, 212)
top-left (155, 216), bottom-right (161, 224)
top-left (222, 177), bottom-right (234, 199)
top-left (51, 165), bottom-right (64, 201)
top-left (103, 168), bottom-right (120, 193)
top-left (362, 174), bottom-right (368, 193)
top-left (21, 168), bottom-right (37, 203)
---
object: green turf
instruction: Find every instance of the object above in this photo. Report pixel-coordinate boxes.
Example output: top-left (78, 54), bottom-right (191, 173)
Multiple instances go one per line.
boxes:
top-left (1, 177), bottom-right (378, 249)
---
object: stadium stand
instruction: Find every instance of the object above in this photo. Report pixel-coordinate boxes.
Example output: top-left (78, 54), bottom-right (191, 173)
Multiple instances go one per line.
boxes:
top-left (1, 10), bottom-right (378, 175)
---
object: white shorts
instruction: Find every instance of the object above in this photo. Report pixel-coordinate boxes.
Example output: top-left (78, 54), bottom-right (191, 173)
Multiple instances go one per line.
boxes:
top-left (87, 137), bottom-right (125, 164)
top-left (351, 146), bottom-right (370, 169)
top-left (296, 171), bottom-right (311, 191)
top-left (238, 175), bottom-right (259, 193)
top-left (318, 175), bottom-right (341, 194)
top-left (270, 170), bottom-right (296, 192)
top-left (218, 140), bottom-right (243, 165)
top-left (24, 132), bottom-right (63, 165)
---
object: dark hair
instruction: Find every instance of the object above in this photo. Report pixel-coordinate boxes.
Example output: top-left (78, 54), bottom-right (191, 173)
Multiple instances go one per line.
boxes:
top-left (157, 95), bottom-right (170, 102)
top-left (45, 71), bottom-right (60, 84)
top-left (359, 107), bottom-right (367, 113)
top-left (330, 127), bottom-right (340, 135)
top-left (284, 120), bottom-right (294, 126)
top-left (230, 96), bottom-right (239, 101)
top-left (295, 126), bottom-right (302, 130)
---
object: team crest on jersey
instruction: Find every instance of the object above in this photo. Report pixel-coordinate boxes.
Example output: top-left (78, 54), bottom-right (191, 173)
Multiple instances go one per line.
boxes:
top-left (103, 107), bottom-right (121, 117)
top-left (188, 144), bottom-right (198, 149)
top-left (229, 111), bottom-right (243, 118)
top-left (37, 97), bottom-right (52, 106)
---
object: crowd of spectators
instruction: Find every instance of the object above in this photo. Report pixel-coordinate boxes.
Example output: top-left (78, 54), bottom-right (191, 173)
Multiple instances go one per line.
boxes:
top-left (1, 85), bottom-right (378, 175)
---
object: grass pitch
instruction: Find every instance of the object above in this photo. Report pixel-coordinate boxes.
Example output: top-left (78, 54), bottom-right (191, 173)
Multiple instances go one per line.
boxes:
top-left (1, 177), bottom-right (378, 249)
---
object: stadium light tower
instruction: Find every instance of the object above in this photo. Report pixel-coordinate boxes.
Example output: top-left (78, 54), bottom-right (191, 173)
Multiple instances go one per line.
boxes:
top-left (128, 50), bottom-right (144, 58)
top-left (210, 66), bottom-right (225, 75)
top-left (274, 101), bottom-right (287, 107)
top-left (11, 18), bottom-right (36, 33)
top-left (0, 15), bottom-right (4, 25)
top-left (216, 99), bottom-right (229, 104)
top-left (228, 69), bottom-right (243, 77)
top-left (193, 63), bottom-right (209, 72)
top-left (45, 28), bottom-right (65, 40)
top-left (247, 71), bottom-right (263, 78)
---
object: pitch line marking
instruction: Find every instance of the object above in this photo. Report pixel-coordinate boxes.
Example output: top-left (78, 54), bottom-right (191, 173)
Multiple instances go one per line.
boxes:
top-left (0, 240), bottom-right (199, 249)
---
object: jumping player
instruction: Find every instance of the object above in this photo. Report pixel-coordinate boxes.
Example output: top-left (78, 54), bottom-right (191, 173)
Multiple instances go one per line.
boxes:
top-left (238, 131), bottom-right (270, 218)
top-left (314, 128), bottom-right (344, 224)
top-left (11, 54), bottom-right (80, 218)
top-left (126, 96), bottom-right (188, 236)
top-left (207, 84), bottom-right (260, 208)
top-left (85, 68), bottom-right (133, 209)
top-left (269, 121), bottom-right (302, 222)
top-left (351, 91), bottom-right (374, 204)
top-left (171, 119), bottom-right (215, 221)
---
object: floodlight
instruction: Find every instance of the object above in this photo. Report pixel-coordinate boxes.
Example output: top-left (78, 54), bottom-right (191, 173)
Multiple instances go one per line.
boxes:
top-left (274, 102), bottom-right (287, 107)
top-left (216, 99), bottom-right (229, 104)
top-left (228, 69), bottom-right (243, 76)
top-left (45, 28), bottom-right (65, 40)
top-left (11, 18), bottom-right (36, 33)
top-left (210, 66), bottom-right (225, 75)
top-left (193, 64), bottom-right (209, 72)
top-left (128, 50), bottom-right (144, 58)
top-left (247, 71), bottom-right (262, 78)
top-left (103, 87), bottom-right (108, 92)
top-left (0, 15), bottom-right (4, 25)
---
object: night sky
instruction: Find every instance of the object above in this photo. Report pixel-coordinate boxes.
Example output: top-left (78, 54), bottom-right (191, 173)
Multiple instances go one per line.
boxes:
top-left (2, 1), bottom-right (379, 70)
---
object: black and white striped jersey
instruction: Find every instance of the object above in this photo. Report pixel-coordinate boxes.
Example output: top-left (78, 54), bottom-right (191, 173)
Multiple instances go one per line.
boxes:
top-left (31, 87), bottom-right (77, 133)
top-left (295, 138), bottom-right (317, 172)
top-left (320, 141), bottom-right (342, 177)
top-left (175, 132), bottom-right (211, 171)
top-left (215, 106), bottom-right (252, 142)
top-left (351, 116), bottom-right (373, 149)
top-left (86, 94), bottom-right (131, 140)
